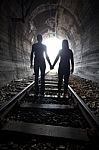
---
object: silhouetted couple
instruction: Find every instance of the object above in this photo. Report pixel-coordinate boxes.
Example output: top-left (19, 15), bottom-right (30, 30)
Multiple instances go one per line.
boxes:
top-left (30, 34), bottom-right (74, 98)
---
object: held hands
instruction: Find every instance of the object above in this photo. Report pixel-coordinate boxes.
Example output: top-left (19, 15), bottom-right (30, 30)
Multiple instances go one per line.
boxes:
top-left (50, 64), bottom-right (54, 70)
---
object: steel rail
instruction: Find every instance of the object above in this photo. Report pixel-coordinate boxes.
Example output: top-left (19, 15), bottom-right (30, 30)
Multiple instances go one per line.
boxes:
top-left (0, 71), bottom-right (99, 142)
top-left (0, 81), bottom-right (34, 118)
top-left (0, 71), bottom-right (49, 118)
top-left (68, 85), bottom-right (99, 129)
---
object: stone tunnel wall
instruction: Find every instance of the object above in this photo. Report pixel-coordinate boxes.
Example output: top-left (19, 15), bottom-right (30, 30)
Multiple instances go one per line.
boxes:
top-left (0, 1), bottom-right (32, 88)
top-left (75, 0), bottom-right (99, 82)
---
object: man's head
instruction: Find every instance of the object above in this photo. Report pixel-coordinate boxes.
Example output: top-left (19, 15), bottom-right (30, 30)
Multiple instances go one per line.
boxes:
top-left (37, 34), bottom-right (42, 43)
top-left (62, 40), bottom-right (69, 49)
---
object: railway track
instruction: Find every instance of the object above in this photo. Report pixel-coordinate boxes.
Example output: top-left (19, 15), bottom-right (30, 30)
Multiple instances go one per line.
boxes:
top-left (0, 71), bottom-right (99, 149)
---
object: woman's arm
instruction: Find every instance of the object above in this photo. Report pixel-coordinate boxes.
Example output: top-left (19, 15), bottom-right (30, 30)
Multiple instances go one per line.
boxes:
top-left (45, 46), bottom-right (52, 69)
top-left (53, 51), bottom-right (60, 68)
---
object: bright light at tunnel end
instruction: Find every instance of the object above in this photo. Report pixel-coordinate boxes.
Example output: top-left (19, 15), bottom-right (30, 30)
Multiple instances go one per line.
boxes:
top-left (43, 37), bottom-right (62, 64)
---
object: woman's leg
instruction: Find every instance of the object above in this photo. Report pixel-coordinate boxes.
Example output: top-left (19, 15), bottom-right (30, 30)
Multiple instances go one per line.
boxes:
top-left (58, 71), bottom-right (63, 97)
top-left (64, 75), bottom-right (69, 96)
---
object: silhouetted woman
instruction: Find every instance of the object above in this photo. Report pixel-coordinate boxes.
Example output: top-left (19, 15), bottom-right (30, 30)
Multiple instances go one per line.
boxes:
top-left (53, 40), bottom-right (74, 97)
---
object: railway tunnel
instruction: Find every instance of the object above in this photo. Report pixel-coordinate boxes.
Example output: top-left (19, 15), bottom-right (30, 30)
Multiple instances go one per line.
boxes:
top-left (0, 0), bottom-right (99, 148)
top-left (0, 0), bottom-right (99, 88)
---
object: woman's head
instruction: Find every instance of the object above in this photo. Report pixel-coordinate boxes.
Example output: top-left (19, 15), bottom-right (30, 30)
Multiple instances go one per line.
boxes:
top-left (62, 40), bottom-right (69, 49)
top-left (37, 34), bottom-right (43, 42)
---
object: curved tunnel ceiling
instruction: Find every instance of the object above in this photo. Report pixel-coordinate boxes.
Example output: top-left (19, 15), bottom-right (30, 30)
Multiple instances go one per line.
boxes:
top-left (25, 1), bottom-right (83, 64)
top-left (27, 2), bottom-right (82, 43)
top-left (0, 0), bottom-right (98, 86)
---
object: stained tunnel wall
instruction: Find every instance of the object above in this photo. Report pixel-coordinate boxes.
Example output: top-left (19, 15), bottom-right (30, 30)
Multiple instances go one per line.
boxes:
top-left (75, 0), bottom-right (99, 81)
top-left (0, 0), bottom-right (99, 88)
top-left (0, 0), bottom-right (32, 87)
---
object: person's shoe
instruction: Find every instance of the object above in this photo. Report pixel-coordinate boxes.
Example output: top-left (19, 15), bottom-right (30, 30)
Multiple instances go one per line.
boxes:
top-left (40, 92), bottom-right (44, 98)
top-left (64, 93), bottom-right (69, 99)
top-left (41, 94), bottom-right (44, 98)
top-left (58, 93), bottom-right (60, 98)
top-left (34, 94), bottom-right (38, 99)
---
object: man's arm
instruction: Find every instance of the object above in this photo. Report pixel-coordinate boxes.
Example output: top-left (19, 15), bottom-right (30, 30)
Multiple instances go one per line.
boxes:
top-left (45, 47), bottom-right (52, 68)
top-left (30, 45), bottom-right (34, 68)
top-left (71, 51), bottom-right (74, 74)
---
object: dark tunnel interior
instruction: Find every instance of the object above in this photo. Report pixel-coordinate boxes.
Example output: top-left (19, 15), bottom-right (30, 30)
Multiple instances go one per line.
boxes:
top-left (0, 0), bottom-right (99, 87)
top-left (0, 1), bottom-right (99, 149)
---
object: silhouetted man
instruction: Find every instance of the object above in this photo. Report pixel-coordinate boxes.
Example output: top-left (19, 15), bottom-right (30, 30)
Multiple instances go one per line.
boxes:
top-left (30, 34), bottom-right (52, 97)
top-left (52, 40), bottom-right (74, 98)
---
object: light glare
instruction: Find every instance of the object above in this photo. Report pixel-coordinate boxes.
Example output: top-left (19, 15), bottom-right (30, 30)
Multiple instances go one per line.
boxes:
top-left (43, 37), bottom-right (62, 64)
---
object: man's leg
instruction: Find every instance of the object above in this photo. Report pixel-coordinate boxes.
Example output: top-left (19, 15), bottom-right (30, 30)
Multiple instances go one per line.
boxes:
top-left (40, 64), bottom-right (46, 96)
top-left (34, 65), bottom-right (39, 96)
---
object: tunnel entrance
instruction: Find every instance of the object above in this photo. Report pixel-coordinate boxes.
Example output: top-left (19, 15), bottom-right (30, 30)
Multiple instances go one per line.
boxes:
top-left (43, 37), bottom-right (62, 71)
top-left (0, 0), bottom-right (99, 88)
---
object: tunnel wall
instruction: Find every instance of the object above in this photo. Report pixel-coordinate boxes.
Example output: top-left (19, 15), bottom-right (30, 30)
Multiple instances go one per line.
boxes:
top-left (75, 1), bottom-right (99, 82)
top-left (0, 1), bottom-right (32, 88)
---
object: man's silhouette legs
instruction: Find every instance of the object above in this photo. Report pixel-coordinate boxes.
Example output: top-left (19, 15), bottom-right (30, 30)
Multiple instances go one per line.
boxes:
top-left (40, 64), bottom-right (46, 96)
top-left (34, 64), bottom-right (39, 96)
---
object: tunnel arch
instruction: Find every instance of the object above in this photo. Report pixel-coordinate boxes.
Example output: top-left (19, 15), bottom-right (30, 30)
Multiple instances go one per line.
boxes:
top-left (28, 3), bottom-right (81, 27)
top-left (27, 3), bottom-right (82, 76)
top-left (0, 0), bottom-right (99, 88)
top-left (20, 0), bottom-right (99, 82)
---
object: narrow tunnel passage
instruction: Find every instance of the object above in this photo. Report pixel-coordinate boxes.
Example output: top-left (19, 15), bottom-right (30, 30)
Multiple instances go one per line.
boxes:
top-left (0, 0), bottom-right (99, 148)
top-left (0, 0), bottom-right (99, 87)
